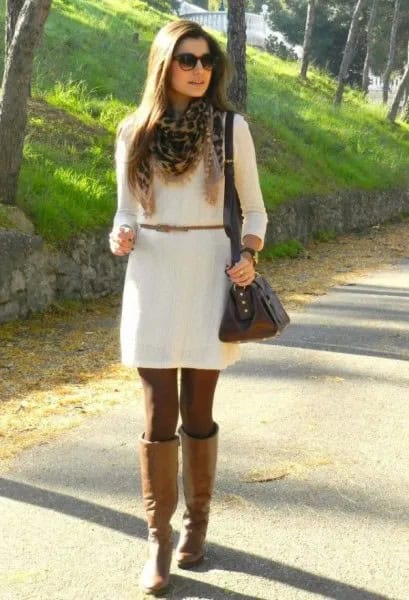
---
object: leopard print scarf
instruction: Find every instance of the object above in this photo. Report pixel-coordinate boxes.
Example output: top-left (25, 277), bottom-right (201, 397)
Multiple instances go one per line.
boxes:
top-left (136, 98), bottom-right (225, 216)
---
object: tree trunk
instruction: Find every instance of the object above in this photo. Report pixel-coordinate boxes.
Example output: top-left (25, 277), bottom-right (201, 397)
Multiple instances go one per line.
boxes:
top-left (404, 78), bottom-right (409, 105)
top-left (227, 0), bottom-right (247, 112)
top-left (362, 0), bottom-right (379, 94)
top-left (382, 0), bottom-right (401, 104)
top-left (387, 39), bottom-right (409, 122)
top-left (0, 0), bottom-right (52, 205)
top-left (300, 0), bottom-right (316, 81)
top-left (403, 92), bottom-right (409, 122)
top-left (6, 0), bottom-right (25, 58)
top-left (334, 0), bottom-right (366, 106)
top-left (6, 0), bottom-right (32, 97)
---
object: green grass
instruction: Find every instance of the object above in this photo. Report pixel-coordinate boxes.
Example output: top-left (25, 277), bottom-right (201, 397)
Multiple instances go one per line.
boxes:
top-left (313, 230), bottom-right (337, 242)
top-left (0, 0), bottom-right (408, 244)
top-left (18, 98), bottom-right (117, 243)
top-left (0, 205), bottom-right (15, 229)
top-left (261, 239), bottom-right (305, 259)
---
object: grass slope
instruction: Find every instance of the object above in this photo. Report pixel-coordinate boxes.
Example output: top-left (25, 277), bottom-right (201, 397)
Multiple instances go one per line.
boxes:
top-left (0, 0), bottom-right (408, 244)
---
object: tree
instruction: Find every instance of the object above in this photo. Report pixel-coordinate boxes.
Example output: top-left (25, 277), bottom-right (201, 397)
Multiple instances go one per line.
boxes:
top-left (382, 0), bottom-right (402, 104)
top-left (6, 0), bottom-right (25, 58)
top-left (209, 0), bottom-right (264, 9)
top-left (359, 0), bottom-right (409, 76)
top-left (267, 0), bottom-right (366, 82)
top-left (0, 0), bottom-right (52, 205)
top-left (246, 0), bottom-right (265, 11)
top-left (266, 0), bottom-right (409, 83)
top-left (192, 0), bottom-right (209, 8)
top-left (300, 0), bottom-right (317, 80)
top-left (6, 0), bottom-right (33, 98)
top-left (265, 34), bottom-right (298, 60)
top-left (387, 38), bottom-right (409, 121)
top-left (334, 0), bottom-right (367, 106)
top-left (362, 0), bottom-right (379, 94)
top-left (227, 0), bottom-right (247, 111)
top-left (403, 86), bottom-right (409, 121)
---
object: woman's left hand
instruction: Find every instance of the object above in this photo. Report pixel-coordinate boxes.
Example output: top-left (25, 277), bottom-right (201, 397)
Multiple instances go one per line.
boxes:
top-left (226, 255), bottom-right (256, 287)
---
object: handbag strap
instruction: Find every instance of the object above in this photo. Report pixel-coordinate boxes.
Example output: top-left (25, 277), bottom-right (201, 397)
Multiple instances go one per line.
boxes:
top-left (224, 110), bottom-right (243, 265)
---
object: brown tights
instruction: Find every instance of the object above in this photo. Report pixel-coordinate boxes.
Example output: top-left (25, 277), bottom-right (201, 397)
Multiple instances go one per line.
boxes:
top-left (137, 368), bottom-right (220, 442)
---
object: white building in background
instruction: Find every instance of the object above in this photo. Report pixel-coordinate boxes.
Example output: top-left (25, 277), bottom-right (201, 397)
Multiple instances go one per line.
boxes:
top-left (368, 72), bottom-right (402, 105)
top-left (177, 2), bottom-right (302, 57)
top-left (178, 2), bottom-right (208, 14)
top-left (368, 74), bottom-right (400, 92)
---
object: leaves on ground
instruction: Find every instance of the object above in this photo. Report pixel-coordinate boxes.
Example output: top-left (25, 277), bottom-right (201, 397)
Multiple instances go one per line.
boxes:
top-left (244, 456), bottom-right (333, 483)
top-left (1, 219), bottom-right (408, 467)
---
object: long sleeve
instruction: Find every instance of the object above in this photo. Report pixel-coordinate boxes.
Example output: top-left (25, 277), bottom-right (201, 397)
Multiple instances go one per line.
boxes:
top-left (233, 114), bottom-right (268, 244)
top-left (113, 123), bottom-right (139, 232)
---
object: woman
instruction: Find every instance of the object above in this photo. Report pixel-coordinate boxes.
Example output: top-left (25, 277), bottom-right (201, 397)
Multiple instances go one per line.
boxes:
top-left (109, 19), bottom-right (267, 594)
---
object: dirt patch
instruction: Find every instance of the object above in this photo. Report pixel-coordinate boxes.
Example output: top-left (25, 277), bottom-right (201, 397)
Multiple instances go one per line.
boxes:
top-left (1, 219), bottom-right (408, 469)
top-left (0, 297), bottom-right (139, 466)
top-left (27, 97), bottom-right (107, 150)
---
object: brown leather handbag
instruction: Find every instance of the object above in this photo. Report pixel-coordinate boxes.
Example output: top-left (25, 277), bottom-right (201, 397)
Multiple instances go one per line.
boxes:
top-left (218, 111), bottom-right (290, 343)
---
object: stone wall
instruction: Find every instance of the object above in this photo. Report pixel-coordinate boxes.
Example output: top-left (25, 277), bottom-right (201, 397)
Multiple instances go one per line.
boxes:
top-left (264, 187), bottom-right (409, 245)
top-left (0, 228), bottom-right (127, 323)
top-left (0, 186), bottom-right (408, 323)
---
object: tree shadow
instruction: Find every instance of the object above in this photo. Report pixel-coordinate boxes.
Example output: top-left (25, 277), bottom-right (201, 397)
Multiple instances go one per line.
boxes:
top-left (33, 0), bottom-right (153, 102)
top-left (231, 347), bottom-right (409, 382)
top-left (333, 283), bottom-right (409, 300)
top-left (255, 274), bottom-right (409, 362)
top-left (273, 331), bottom-right (409, 362)
top-left (2, 271), bottom-right (408, 409)
top-left (0, 477), bottom-right (392, 600)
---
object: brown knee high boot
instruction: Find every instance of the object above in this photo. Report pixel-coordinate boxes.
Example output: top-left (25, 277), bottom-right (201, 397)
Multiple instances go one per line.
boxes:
top-left (176, 423), bottom-right (218, 568)
top-left (139, 434), bottom-right (179, 594)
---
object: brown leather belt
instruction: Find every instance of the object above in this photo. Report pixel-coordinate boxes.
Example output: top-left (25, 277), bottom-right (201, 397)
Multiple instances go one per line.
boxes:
top-left (140, 224), bottom-right (225, 232)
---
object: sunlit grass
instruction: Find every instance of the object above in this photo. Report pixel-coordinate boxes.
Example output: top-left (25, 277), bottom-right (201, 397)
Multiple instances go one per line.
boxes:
top-left (44, 80), bottom-right (133, 132)
top-left (0, 0), bottom-right (408, 242)
top-left (20, 137), bottom-right (115, 244)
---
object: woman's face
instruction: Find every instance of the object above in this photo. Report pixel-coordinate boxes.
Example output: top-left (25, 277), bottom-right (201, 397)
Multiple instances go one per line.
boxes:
top-left (168, 37), bottom-right (213, 106)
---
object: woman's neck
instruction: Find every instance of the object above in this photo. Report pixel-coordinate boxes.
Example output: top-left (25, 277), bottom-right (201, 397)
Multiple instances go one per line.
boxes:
top-left (167, 92), bottom-right (192, 118)
top-left (169, 101), bottom-right (189, 119)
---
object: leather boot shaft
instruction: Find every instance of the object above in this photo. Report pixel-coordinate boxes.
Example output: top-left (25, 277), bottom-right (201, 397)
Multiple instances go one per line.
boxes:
top-left (139, 434), bottom-right (179, 593)
top-left (176, 424), bottom-right (218, 567)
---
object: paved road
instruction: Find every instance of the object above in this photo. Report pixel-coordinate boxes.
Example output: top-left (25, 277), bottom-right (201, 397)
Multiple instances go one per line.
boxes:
top-left (1, 260), bottom-right (408, 600)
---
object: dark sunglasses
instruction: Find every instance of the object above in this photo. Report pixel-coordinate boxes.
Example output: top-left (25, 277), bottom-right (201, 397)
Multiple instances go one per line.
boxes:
top-left (172, 53), bottom-right (217, 71)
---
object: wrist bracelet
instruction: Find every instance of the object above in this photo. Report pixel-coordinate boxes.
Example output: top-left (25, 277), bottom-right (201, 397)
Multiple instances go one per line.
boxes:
top-left (240, 247), bottom-right (259, 265)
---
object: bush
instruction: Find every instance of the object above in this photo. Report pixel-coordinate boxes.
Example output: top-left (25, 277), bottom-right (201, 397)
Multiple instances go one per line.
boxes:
top-left (265, 34), bottom-right (298, 61)
top-left (261, 239), bottom-right (305, 259)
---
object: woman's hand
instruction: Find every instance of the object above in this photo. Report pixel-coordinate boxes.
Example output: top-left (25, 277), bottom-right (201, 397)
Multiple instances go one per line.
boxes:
top-left (226, 255), bottom-right (255, 287)
top-left (109, 225), bottom-right (135, 256)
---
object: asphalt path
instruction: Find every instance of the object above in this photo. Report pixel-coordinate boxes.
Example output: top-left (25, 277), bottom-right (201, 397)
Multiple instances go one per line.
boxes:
top-left (1, 260), bottom-right (408, 599)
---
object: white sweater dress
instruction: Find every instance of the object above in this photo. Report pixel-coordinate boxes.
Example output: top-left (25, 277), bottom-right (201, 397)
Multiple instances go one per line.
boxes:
top-left (113, 112), bottom-right (268, 370)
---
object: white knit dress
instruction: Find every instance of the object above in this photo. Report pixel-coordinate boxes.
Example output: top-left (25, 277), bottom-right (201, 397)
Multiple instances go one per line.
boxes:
top-left (113, 112), bottom-right (268, 370)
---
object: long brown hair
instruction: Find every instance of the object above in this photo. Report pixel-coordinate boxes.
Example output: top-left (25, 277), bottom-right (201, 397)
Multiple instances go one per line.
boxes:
top-left (118, 20), bottom-right (236, 194)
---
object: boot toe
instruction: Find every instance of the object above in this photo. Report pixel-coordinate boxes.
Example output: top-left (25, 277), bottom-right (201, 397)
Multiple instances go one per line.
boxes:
top-left (177, 552), bottom-right (204, 568)
top-left (141, 567), bottom-right (170, 594)
top-left (176, 542), bottom-right (205, 568)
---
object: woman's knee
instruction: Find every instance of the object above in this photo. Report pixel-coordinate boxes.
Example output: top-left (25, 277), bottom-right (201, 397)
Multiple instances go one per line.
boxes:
top-left (145, 411), bottom-right (178, 441)
top-left (180, 368), bottom-right (219, 437)
top-left (138, 368), bottom-right (179, 441)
